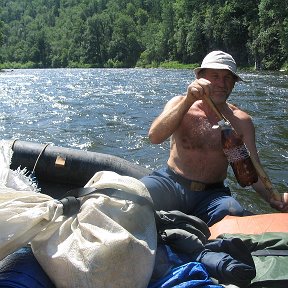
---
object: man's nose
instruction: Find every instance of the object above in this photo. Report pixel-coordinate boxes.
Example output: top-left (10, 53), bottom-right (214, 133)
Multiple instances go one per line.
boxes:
top-left (215, 77), bottom-right (225, 87)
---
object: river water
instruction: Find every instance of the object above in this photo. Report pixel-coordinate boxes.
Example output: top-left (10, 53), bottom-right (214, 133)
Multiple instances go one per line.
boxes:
top-left (0, 68), bottom-right (287, 213)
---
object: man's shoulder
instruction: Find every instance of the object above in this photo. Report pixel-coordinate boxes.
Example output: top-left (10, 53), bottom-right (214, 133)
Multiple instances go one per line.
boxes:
top-left (227, 102), bottom-right (251, 120)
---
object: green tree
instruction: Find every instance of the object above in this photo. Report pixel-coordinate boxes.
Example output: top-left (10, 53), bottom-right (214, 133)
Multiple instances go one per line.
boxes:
top-left (0, 0), bottom-right (287, 69)
top-left (185, 15), bottom-right (207, 63)
top-left (49, 4), bottom-right (86, 67)
top-left (84, 13), bottom-right (112, 67)
top-left (0, 19), bottom-right (3, 47)
top-left (254, 0), bottom-right (287, 69)
top-left (160, 0), bottom-right (175, 60)
top-left (173, 0), bottom-right (203, 63)
top-left (108, 14), bottom-right (143, 67)
top-left (137, 21), bottom-right (163, 66)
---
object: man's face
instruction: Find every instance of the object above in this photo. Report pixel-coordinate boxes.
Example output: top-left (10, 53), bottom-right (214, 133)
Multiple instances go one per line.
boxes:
top-left (202, 69), bottom-right (236, 103)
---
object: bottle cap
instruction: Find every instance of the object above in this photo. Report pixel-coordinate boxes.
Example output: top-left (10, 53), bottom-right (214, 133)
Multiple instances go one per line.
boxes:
top-left (217, 119), bottom-right (226, 126)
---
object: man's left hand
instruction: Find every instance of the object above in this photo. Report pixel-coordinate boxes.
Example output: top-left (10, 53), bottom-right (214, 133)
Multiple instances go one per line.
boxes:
top-left (270, 192), bottom-right (288, 212)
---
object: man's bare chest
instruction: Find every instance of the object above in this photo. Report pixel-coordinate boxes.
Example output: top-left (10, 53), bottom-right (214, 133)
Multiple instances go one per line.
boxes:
top-left (177, 114), bottom-right (222, 150)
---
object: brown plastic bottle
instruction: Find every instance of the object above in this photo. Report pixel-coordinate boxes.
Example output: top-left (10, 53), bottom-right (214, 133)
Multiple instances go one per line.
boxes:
top-left (219, 120), bottom-right (258, 187)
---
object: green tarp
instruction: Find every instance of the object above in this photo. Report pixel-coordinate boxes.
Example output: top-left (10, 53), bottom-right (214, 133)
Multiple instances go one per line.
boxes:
top-left (219, 232), bottom-right (288, 288)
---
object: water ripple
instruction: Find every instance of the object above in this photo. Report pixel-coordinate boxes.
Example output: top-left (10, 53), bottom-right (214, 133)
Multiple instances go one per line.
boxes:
top-left (0, 68), bottom-right (287, 213)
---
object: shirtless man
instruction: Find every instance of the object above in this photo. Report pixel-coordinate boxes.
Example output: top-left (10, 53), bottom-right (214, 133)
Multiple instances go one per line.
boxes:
top-left (141, 50), bottom-right (288, 226)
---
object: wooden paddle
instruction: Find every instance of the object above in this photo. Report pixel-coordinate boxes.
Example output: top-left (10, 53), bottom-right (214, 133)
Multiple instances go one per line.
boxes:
top-left (204, 94), bottom-right (282, 201)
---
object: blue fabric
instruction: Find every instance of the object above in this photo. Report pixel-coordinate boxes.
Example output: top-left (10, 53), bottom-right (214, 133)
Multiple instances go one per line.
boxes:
top-left (148, 261), bottom-right (222, 288)
top-left (0, 247), bottom-right (55, 288)
top-left (141, 166), bottom-right (244, 226)
top-left (150, 244), bottom-right (223, 288)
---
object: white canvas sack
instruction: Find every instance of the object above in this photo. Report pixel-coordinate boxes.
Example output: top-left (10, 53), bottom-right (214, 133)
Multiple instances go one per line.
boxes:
top-left (0, 140), bottom-right (157, 288)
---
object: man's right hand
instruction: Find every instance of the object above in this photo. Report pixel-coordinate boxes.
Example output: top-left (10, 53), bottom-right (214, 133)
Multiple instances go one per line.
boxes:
top-left (186, 78), bottom-right (212, 103)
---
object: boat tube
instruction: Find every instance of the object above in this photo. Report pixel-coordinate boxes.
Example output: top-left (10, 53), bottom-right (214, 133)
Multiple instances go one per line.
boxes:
top-left (10, 140), bottom-right (152, 198)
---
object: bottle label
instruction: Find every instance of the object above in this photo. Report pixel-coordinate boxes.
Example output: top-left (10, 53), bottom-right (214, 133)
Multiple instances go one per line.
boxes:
top-left (223, 144), bottom-right (250, 163)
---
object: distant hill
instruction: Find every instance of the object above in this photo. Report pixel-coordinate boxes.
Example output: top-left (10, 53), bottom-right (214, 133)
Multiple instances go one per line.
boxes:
top-left (0, 0), bottom-right (287, 69)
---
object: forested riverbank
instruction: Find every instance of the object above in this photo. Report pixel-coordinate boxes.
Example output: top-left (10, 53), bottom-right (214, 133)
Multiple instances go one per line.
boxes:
top-left (0, 0), bottom-right (287, 70)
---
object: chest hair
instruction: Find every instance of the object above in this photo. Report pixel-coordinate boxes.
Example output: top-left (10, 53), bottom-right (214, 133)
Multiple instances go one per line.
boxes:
top-left (177, 114), bottom-right (222, 150)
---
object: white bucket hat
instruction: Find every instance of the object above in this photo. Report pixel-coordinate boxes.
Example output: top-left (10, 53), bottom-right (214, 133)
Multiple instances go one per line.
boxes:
top-left (194, 50), bottom-right (243, 82)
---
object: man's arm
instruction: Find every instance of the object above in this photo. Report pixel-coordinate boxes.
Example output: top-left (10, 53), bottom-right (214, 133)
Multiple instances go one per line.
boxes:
top-left (239, 113), bottom-right (288, 211)
top-left (148, 95), bottom-right (192, 144)
top-left (149, 78), bottom-right (212, 144)
top-left (252, 178), bottom-right (288, 212)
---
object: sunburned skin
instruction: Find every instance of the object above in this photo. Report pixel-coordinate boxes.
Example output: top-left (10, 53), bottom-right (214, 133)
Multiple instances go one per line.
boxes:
top-left (178, 115), bottom-right (221, 150)
top-left (175, 100), bottom-right (223, 151)
top-left (167, 102), bottom-right (228, 183)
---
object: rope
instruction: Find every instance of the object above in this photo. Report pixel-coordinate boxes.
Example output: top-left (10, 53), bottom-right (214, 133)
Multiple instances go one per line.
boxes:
top-left (11, 138), bottom-right (18, 150)
top-left (32, 143), bottom-right (50, 174)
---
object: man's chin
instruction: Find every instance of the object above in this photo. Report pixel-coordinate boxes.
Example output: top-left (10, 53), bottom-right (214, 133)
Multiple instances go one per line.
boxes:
top-left (211, 94), bottom-right (229, 104)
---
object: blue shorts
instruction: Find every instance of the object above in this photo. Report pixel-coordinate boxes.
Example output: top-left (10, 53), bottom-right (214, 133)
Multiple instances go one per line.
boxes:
top-left (141, 166), bottom-right (244, 226)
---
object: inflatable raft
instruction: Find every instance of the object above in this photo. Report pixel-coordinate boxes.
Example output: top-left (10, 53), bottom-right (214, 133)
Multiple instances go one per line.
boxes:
top-left (209, 213), bottom-right (288, 239)
top-left (10, 140), bottom-right (151, 198)
top-left (1, 140), bottom-right (288, 288)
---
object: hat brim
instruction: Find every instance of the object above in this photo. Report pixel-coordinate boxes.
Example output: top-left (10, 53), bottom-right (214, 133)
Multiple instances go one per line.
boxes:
top-left (194, 66), bottom-right (243, 82)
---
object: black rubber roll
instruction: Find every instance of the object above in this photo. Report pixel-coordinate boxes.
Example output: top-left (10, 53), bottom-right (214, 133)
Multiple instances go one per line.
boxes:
top-left (10, 140), bottom-right (151, 197)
